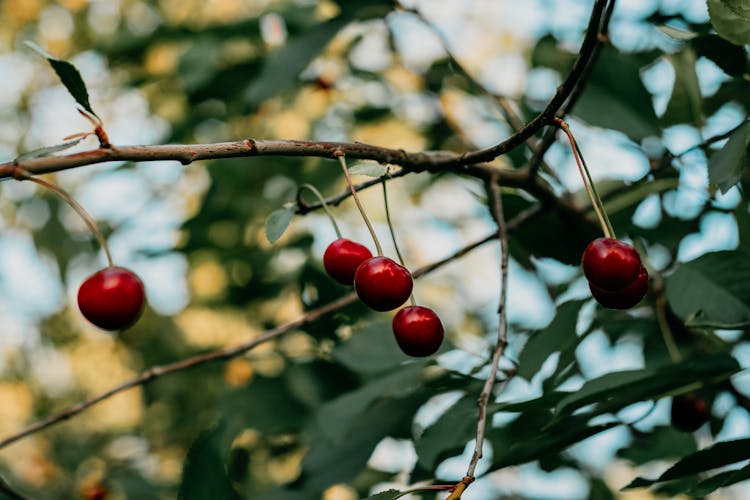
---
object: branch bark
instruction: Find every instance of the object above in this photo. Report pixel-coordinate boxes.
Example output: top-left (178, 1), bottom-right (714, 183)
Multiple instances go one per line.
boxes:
top-left (447, 175), bottom-right (511, 500)
top-left (1, 2), bottom-right (607, 182)
top-left (528, 0), bottom-right (617, 176)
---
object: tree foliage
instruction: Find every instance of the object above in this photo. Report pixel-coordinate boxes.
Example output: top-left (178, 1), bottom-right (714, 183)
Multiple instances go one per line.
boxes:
top-left (0, 0), bottom-right (749, 499)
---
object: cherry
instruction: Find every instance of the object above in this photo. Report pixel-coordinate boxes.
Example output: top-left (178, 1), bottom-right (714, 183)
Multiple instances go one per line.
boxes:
top-left (354, 256), bottom-right (413, 312)
top-left (392, 305), bottom-right (444, 357)
top-left (78, 267), bottom-right (146, 331)
top-left (588, 265), bottom-right (648, 310)
top-left (323, 238), bottom-right (373, 285)
top-left (670, 393), bottom-right (710, 432)
top-left (582, 238), bottom-right (642, 291)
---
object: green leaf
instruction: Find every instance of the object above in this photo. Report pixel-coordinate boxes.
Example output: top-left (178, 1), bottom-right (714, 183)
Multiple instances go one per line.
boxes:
top-left (265, 204), bottom-right (296, 243)
top-left (573, 47), bottom-right (661, 139)
top-left (222, 375), bottom-right (308, 435)
top-left (415, 394), bottom-right (477, 469)
top-left (24, 42), bottom-right (97, 116)
top-left (662, 49), bottom-right (704, 127)
top-left (177, 423), bottom-right (240, 500)
top-left (625, 438), bottom-right (750, 489)
top-left (313, 362), bottom-right (427, 443)
top-left (708, 120), bottom-right (750, 194)
top-left (364, 490), bottom-right (402, 500)
top-left (666, 250), bottom-right (750, 327)
top-left (688, 462), bottom-right (750, 496)
top-left (491, 391), bottom-right (570, 414)
top-left (245, 17), bottom-right (348, 107)
top-left (602, 178), bottom-right (679, 216)
top-left (300, 391), bottom-right (429, 492)
top-left (492, 418), bottom-right (619, 469)
top-left (588, 478), bottom-right (616, 500)
top-left (517, 301), bottom-right (584, 381)
top-left (348, 163), bottom-right (387, 177)
top-left (708, 0), bottom-right (750, 46)
top-left (657, 25), bottom-right (698, 41)
top-left (333, 320), bottom-right (415, 375)
top-left (15, 137), bottom-right (84, 161)
top-left (554, 353), bottom-right (739, 418)
top-left (617, 425), bottom-right (697, 465)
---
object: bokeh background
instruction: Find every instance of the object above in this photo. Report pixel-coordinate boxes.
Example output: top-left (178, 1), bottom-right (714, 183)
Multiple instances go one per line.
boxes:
top-left (0, 0), bottom-right (748, 498)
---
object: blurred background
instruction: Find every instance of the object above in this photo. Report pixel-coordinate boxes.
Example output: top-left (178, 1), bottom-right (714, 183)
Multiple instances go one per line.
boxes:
top-left (0, 0), bottom-right (747, 498)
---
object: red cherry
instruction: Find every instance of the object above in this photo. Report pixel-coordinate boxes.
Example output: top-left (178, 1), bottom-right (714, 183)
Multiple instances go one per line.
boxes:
top-left (323, 238), bottom-right (373, 285)
top-left (392, 306), bottom-right (444, 357)
top-left (582, 238), bottom-right (642, 290)
top-left (588, 265), bottom-right (648, 309)
top-left (78, 267), bottom-right (146, 331)
top-left (670, 393), bottom-right (709, 432)
top-left (354, 256), bottom-right (413, 312)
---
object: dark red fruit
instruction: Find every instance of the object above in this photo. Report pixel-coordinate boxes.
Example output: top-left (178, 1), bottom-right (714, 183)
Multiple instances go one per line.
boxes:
top-left (582, 238), bottom-right (642, 290)
top-left (323, 238), bottom-right (373, 285)
top-left (78, 267), bottom-right (146, 331)
top-left (392, 306), bottom-right (444, 357)
top-left (354, 256), bottom-right (413, 312)
top-left (589, 265), bottom-right (648, 310)
top-left (670, 393), bottom-right (710, 432)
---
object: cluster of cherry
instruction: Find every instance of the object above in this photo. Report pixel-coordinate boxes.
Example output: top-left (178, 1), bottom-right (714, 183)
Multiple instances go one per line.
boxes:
top-left (323, 239), bottom-right (444, 357)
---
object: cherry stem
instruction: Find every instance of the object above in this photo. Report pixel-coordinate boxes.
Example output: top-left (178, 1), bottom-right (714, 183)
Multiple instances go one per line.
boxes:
top-left (555, 119), bottom-right (614, 239)
top-left (656, 294), bottom-right (682, 363)
top-left (336, 153), bottom-right (383, 256)
top-left (381, 168), bottom-right (416, 306)
top-left (298, 183), bottom-right (342, 239)
top-left (15, 170), bottom-right (114, 268)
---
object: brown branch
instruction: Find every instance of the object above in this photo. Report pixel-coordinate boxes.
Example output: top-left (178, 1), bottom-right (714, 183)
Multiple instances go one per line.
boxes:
top-left (0, 203), bottom-right (543, 451)
top-left (296, 168), bottom-right (409, 214)
top-left (401, 2), bottom-right (563, 185)
top-left (448, 176), bottom-right (511, 499)
top-left (496, 98), bottom-right (562, 185)
top-left (527, 0), bottom-right (617, 177)
top-left (1, 1), bottom-right (607, 183)
top-left (398, 0), bottom-right (608, 171)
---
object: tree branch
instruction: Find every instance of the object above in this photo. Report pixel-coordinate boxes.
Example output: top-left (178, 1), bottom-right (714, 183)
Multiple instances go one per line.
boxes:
top-left (1, 1), bottom-right (607, 184)
top-left (528, 0), bottom-right (617, 177)
top-left (0, 203), bottom-right (540, 451)
top-left (448, 175), bottom-right (511, 499)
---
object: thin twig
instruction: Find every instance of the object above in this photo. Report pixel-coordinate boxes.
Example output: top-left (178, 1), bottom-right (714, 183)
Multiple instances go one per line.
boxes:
top-left (295, 168), bottom-right (408, 214)
top-left (401, 4), bottom-right (561, 182)
top-left (528, 0), bottom-right (617, 177)
top-left (496, 98), bottom-right (563, 184)
top-left (448, 176), bottom-right (511, 499)
top-left (399, 0), bottom-right (607, 171)
top-left (0, 204), bottom-right (543, 451)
